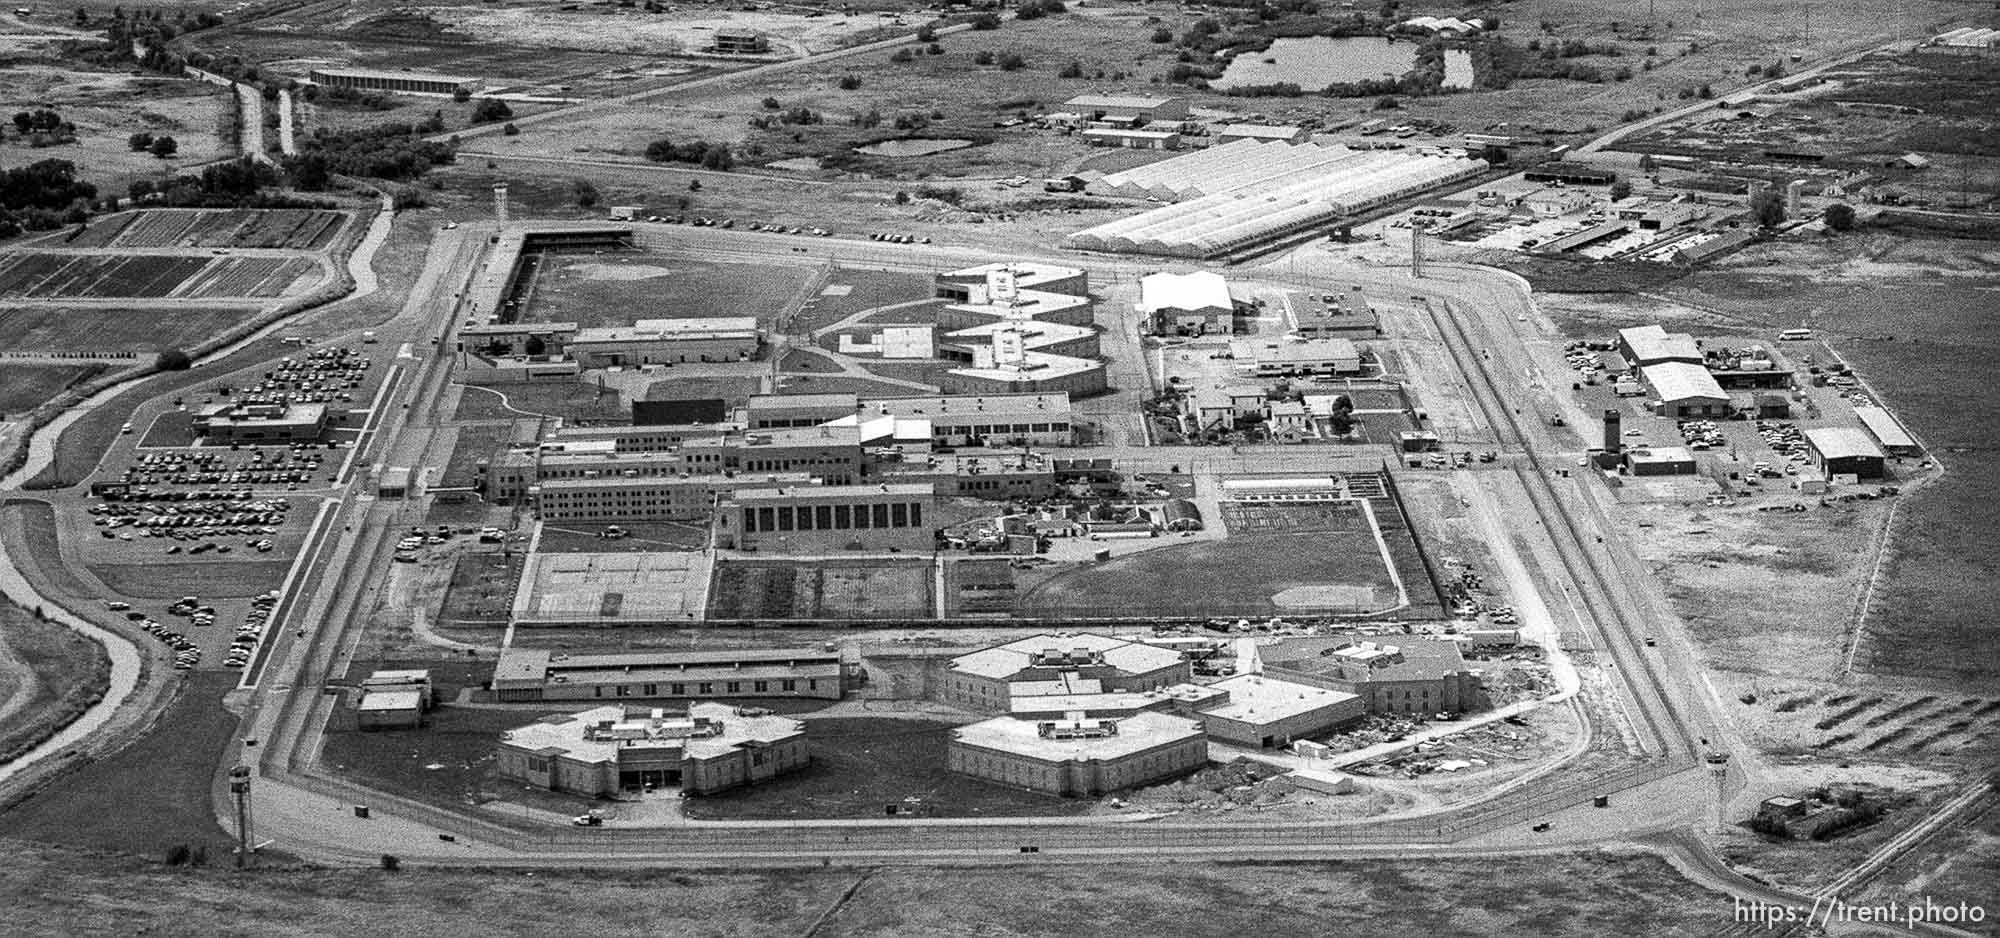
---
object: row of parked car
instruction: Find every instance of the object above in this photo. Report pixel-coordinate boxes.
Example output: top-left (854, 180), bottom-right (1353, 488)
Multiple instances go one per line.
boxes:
top-left (215, 346), bottom-right (371, 410)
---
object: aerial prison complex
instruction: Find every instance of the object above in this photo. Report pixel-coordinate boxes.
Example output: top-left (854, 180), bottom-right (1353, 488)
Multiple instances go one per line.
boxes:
top-left (475, 630), bottom-right (1487, 799)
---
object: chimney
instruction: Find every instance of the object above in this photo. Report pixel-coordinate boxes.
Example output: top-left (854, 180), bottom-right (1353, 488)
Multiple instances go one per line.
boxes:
top-left (1603, 409), bottom-right (1621, 455)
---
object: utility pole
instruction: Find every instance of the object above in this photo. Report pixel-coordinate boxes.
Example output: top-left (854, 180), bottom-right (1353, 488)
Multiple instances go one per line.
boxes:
top-left (229, 764), bottom-right (253, 868)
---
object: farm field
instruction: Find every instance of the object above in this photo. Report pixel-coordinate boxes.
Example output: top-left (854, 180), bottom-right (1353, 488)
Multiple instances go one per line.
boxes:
top-left (684, 717), bottom-right (1092, 821)
top-left (1018, 532), bottom-right (1401, 619)
top-left (0, 253), bottom-right (319, 300)
top-left (0, 363), bottom-right (107, 417)
top-left (0, 306), bottom-right (260, 355)
top-left (518, 252), bottom-right (817, 329)
top-left (66, 209), bottom-right (350, 251)
top-left (707, 559), bottom-right (935, 620)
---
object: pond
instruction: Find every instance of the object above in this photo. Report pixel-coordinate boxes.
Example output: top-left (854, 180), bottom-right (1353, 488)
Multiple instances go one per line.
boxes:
top-left (1214, 36), bottom-right (1474, 92)
top-left (854, 138), bottom-right (975, 157)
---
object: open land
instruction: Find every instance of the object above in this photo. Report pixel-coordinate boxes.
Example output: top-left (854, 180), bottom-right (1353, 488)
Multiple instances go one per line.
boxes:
top-left (0, 65), bottom-right (230, 193)
top-left (518, 250), bottom-right (817, 329)
top-left (0, 363), bottom-right (108, 417)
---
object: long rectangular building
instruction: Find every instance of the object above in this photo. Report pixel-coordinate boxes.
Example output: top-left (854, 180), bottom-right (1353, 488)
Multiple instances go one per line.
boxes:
top-left (492, 647), bottom-right (847, 702)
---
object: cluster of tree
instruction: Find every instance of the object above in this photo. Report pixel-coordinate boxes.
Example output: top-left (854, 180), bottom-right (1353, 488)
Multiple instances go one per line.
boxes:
top-left (836, 74), bottom-right (863, 90)
top-left (307, 84), bottom-right (395, 110)
top-left (1675, 83), bottom-right (1716, 100)
top-left (126, 132), bottom-right (180, 158)
top-left (68, 8), bottom-right (225, 75)
top-left (1750, 188), bottom-right (1787, 228)
top-left (642, 137), bottom-right (733, 171)
top-left (967, 12), bottom-right (1001, 29)
top-left (286, 117), bottom-right (455, 186)
top-left (1222, 82), bottom-right (1303, 98)
top-left (1471, 36), bottom-right (1623, 90)
top-left (570, 178), bottom-right (599, 209)
top-left (1014, 0), bottom-right (1065, 20)
top-left (0, 159), bottom-right (97, 238)
top-left (129, 158), bottom-right (289, 209)
top-left (7, 109), bottom-right (77, 147)
top-left (750, 106), bottom-right (821, 130)
top-left (470, 98), bottom-right (513, 124)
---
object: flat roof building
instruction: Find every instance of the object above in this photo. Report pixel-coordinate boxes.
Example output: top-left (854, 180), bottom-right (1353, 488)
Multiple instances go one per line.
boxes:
top-left (495, 702), bottom-right (807, 797)
top-left (1261, 636), bottom-right (1484, 717)
top-left (192, 401), bottom-right (329, 443)
top-left (947, 710), bottom-right (1208, 797)
top-left (492, 646), bottom-right (845, 702)
top-left (1618, 325), bottom-right (1704, 365)
top-left (1805, 427), bottom-right (1886, 480)
top-left (1624, 446), bottom-right (1697, 476)
top-left (1233, 336), bottom-right (1363, 377)
top-left (1192, 674), bottom-right (1364, 748)
top-left (307, 67), bottom-right (481, 96)
top-left (1062, 94), bottom-right (1190, 124)
top-left (1215, 123), bottom-right (1309, 145)
top-left (356, 689), bottom-right (424, 730)
top-left (939, 633), bottom-right (1193, 714)
top-left (713, 28), bottom-right (768, 54)
top-left (1852, 406), bottom-right (1918, 456)
top-left (568, 316), bottom-right (760, 367)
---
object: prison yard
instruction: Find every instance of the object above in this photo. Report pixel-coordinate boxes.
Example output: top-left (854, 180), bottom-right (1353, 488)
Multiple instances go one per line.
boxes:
top-left (0, 0), bottom-right (1996, 931)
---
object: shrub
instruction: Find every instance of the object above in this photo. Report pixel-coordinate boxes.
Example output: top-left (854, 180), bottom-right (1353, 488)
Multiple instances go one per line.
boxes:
top-left (1151, 26), bottom-right (1173, 42)
top-left (571, 178), bottom-right (599, 208)
top-left (926, 43), bottom-right (943, 55)
top-left (501, 122), bottom-right (520, 136)
top-left (381, 854), bottom-right (401, 871)
top-left (973, 50), bottom-right (994, 65)
top-left (1825, 202), bottom-right (1856, 231)
top-left (969, 12), bottom-right (1000, 29)
top-left (998, 52), bottom-right (1026, 71)
top-left (148, 135), bottom-right (178, 158)
top-left (915, 24), bottom-right (936, 42)
top-left (127, 131), bottom-right (154, 151)
top-left (890, 47), bottom-right (914, 63)
top-left (836, 74), bottom-right (862, 90)
top-left (470, 98), bottom-right (513, 123)
top-left (1058, 60), bottom-right (1083, 78)
top-left (761, 96), bottom-right (781, 110)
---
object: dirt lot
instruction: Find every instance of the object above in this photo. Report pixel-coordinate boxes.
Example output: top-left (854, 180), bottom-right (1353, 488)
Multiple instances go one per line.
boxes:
top-left (0, 65), bottom-right (230, 194)
top-left (707, 558), bottom-right (935, 620)
top-left (0, 838), bottom-right (1744, 936)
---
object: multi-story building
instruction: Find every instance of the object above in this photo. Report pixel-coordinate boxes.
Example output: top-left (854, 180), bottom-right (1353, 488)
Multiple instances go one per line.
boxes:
top-left (494, 702), bottom-right (807, 796)
top-left (723, 482), bottom-right (936, 540)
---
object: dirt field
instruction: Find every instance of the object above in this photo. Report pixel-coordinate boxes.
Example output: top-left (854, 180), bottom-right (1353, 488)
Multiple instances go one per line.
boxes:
top-left (685, 716), bottom-right (1092, 821)
top-left (0, 253), bottom-right (317, 300)
top-left (0, 838), bottom-right (1744, 937)
top-left (450, 379), bottom-right (630, 423)
top-left (69, 209), bottom-right (350, 251)
top-left (0, 65), bottom-right (230, 194)
top-left (520, 252), bottom-right (816, 329)
top-left (707, 559), bottom-right (935, 620)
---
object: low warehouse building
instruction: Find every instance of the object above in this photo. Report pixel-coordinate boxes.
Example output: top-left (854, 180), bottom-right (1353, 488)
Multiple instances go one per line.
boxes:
top-left (1140, 271), bottom-right (1234, 335)
top-left (1624, 446), bottom-right (1697, 476)
top-left (1643, 362), bottom-right (1730, 418)
top-left (1191, 674), bottom-right (1364, 748)
top-left (495, 702), bottom-right (808, 797)
top-left (492, 647), bottom-right (846, 702)
top-left (947, 711), bottom-right (1209, 796)
top-left (356, 689), bottom-right (424, 730)
top-left (1805, 427), bottom-right (1886, 480)
top-left (307, 67), bottom-right (481, 96)
top-left (1261, 637), bottom-right (1485, 716)
top-left (1852, 406), bottom-right (1919, 456)
top-left (1618, 325), bottom-right (1703, 366)
top-left (567, 317), bottom-right (760, 367)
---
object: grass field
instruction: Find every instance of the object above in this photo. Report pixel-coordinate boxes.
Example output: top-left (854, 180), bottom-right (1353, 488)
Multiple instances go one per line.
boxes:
top-left (0, 837), bottom-right (1745, 936)
top-left (0, 363), bottom-right (107, 418)
top-left (319, 701), bottom-right (552, 813)
top-left (685, 717), bottom-right (1091, 821)
top-left (1019, 532), bottom-right (1399, 618)
top-left (0, 672), bottom-right (240, 859)
top-left (0, 305), bottom-right (260, 356)
top-left (451, 379), bottom-right (630, 422)
top-left (0, 600), bottom-right (110, 767)
top-left (519, 252), bottom-right (815, 329)
top-left (707, 559), bottom-right (934, 620)
top-left (86, 560), bottom-right (289, 600)
top-left (0, 65), bottom-right (230, 195)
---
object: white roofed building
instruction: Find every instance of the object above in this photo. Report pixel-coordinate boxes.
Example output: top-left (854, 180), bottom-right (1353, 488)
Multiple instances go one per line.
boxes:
top-left (939, 633), bottom-right (1193, 714)
top-left (1140, 270), bottom-right (1234, 334)
top-left (1642, 362), bottom-right (1730, 417)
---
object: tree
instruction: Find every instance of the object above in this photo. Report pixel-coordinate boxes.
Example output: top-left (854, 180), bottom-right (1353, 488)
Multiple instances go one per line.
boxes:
top-left (1479, 144), bottom-right (1508, 165)
top-left (128, 131), bottom-right (155, 151)
top-left (501, 122), bottom-right (520, 136)
top-left (1609, 180), bottom-right (1632, 200)
top-left (915, 23), bottom-right (936, 42)
top-left (156, 347), bottom-right (191, 370)
top-left (761, 96), bottom-right (781, 110)
top-left (1751, 189), bottom-right (1786, 227)
top-left (452, 87), bottom-right (472, 103)
top-left (1151, 26), bottom-right (1173, 42)
top-left (470, 98), bottom-right (513, 124)
top-left (969, 12), bottom-right (1000, 29)
top-left (523, 334), bottom-right (547, 357)
top-left (1824, 202), bottom-right (1856, 231)
top-left (149, 135), bottom-right (178, 158)
top-left (1637, 154), bottom-right (1656, 172)
top-left (1058, 60), bottom-right (1083, 78)
top-left (286, 152), bottom-right (330, 191)
top-left (571, 178), bottom-right (599, 208)
top-left (973, 50), bottom-right (994, 65)
top-left (997, 51), bottom-right (1026, 71)
top-left (836, 74), bottom-right (862, 90)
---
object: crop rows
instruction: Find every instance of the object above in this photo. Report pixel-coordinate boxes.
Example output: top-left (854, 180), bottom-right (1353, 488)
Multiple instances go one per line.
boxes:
top-left (176, 257), bottom-right (314, 298)
top-left (0, 254), bottom-right (210, 299)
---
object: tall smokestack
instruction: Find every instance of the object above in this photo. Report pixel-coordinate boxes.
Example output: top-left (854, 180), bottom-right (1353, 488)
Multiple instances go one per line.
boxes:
top-left (1603, 409), bottom-right (1622, 454)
